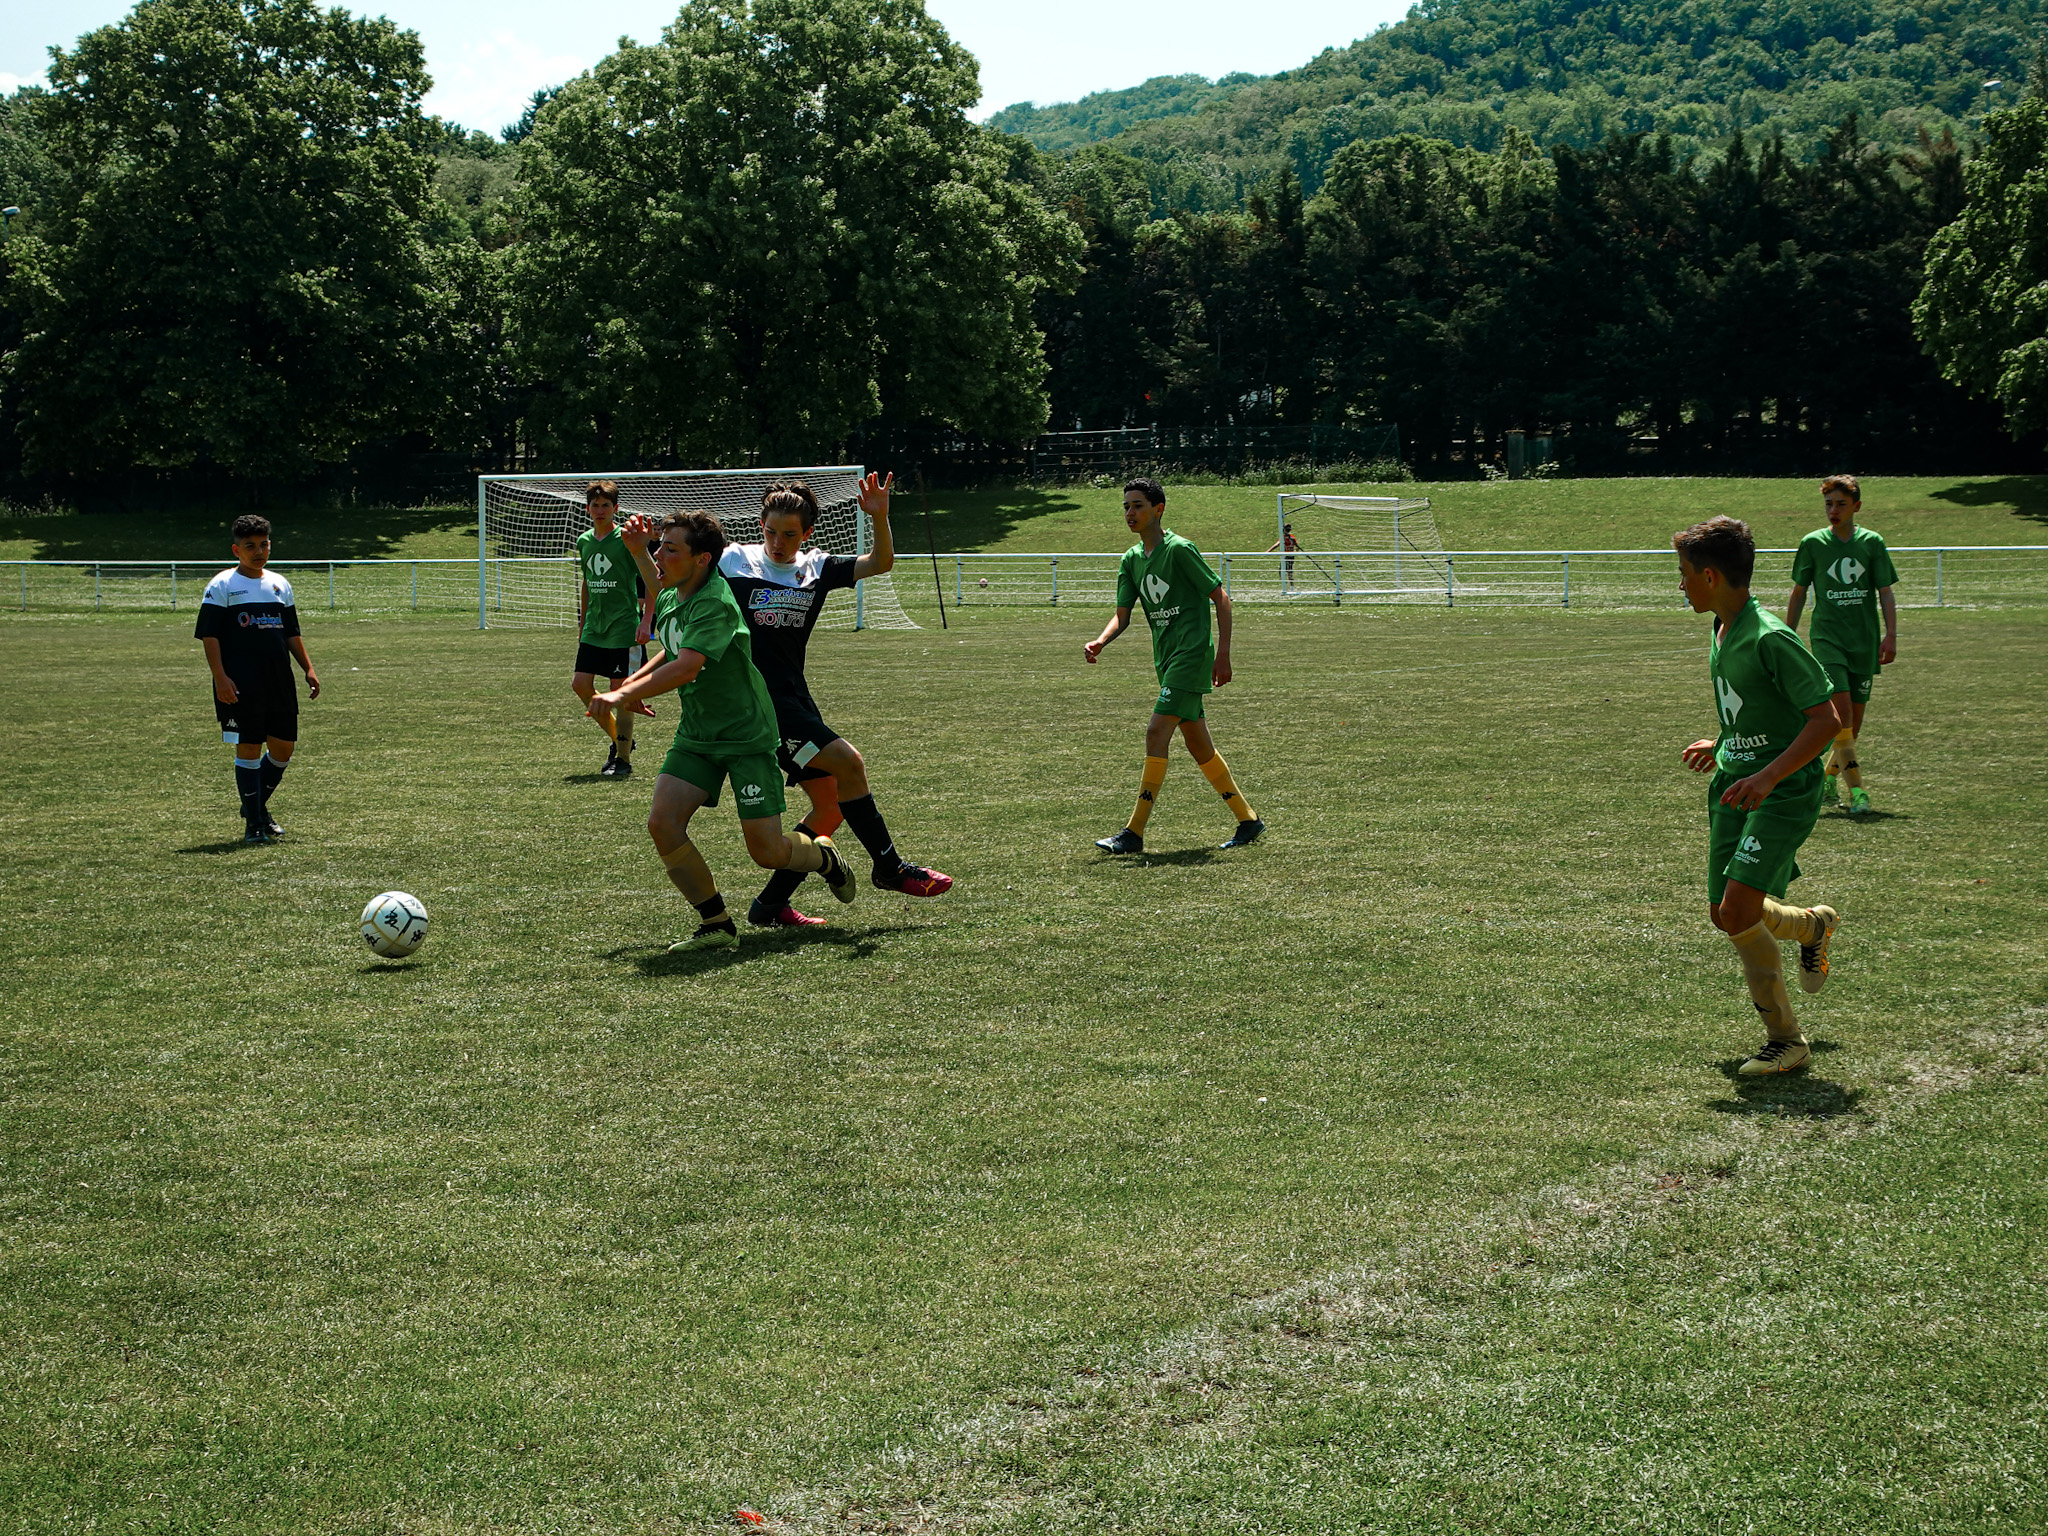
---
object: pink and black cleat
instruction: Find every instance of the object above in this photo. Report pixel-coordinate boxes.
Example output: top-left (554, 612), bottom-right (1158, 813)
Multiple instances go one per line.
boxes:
top-left (875, 863), bottom-right (954, 898)
top-left (747, 900), bottom-right (827, 929)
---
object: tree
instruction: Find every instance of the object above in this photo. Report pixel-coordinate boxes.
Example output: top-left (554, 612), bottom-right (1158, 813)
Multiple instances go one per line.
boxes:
top-left (1916, 82), bottom-right (2048, 438)
top-left (511, 0), bottom-right (1081, 466)
top-left (1, 0), bottom-right (447, 485)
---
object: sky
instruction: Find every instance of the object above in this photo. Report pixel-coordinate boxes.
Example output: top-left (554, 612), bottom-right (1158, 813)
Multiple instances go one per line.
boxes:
top-left (1, 0), bottom-right (1411, 136)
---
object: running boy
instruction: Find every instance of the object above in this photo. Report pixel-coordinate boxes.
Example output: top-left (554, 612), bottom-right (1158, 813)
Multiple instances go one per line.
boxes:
top-left (591, 511), bottom-right (855, 952)
top-left (1786, 473), bottom-right (1899, 816)
top-left (1676, 516), bottom-right (1844, 1077)
top-left (571, 481), bottom-right (660, 778)
top-left (195, 515), bottom-right (320, 844)
top-left (1085, 478), bottom-right (1263, 853)
top-left (722, 474), bottom-right (952, 929)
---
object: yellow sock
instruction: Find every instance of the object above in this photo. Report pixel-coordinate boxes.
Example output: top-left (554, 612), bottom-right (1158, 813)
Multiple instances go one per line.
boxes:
top-left (1760, 897), bottom-right (1823, 946)
top-left (1728, 921), bottom-right (1801, 1042)
top-left (1129, 756), bottom-right (1168, 835)
top-left (1825, 727), bottom-right (1852, 777)
top-left (1198, 753), bottom-right (1256, 823)
top-left (616, 710), bottom-right (634, 755)
top-left (1839, 732), bottom-right (1862, 789)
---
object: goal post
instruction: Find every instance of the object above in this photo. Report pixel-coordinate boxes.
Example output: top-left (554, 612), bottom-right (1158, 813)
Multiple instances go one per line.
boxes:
top-left (474, 466), bottom-right (919, 631)
top-left (1276, 491), bottom-right (1445, 601)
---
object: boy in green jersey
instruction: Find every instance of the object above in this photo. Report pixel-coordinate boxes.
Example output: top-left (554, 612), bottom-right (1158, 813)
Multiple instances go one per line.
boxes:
top-left (591, 512), bottom-right (855, 952)
top-left (1084, 478), bottom-right (1263, 853)
top-left (571, 480), bottom-right (659, 778)
top-left (1676, 517), bottom-right (1847, 1077)
top-left (1786, 473), bottom-right (1899, 816)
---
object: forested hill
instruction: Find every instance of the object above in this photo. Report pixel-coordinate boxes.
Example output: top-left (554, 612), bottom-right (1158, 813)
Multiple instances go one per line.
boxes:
top-left (988, 0), bottom-right (2042, 207)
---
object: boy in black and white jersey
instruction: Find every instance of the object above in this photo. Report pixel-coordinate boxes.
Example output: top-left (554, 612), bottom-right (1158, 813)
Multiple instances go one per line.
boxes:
top-left (719, 474), bottom-right (953, 928)
top-left (194, 515), bottom-right (320, 844)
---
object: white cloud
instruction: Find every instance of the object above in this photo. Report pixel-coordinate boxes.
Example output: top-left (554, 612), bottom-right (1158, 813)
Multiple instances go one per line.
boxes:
top-left (422, 31), bottom-right (589, 136)
top-left (1, 72), bottom-right (28, 95)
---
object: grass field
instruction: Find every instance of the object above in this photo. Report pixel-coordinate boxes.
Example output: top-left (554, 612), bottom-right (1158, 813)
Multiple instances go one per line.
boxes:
top-left (3, 593), bottom-right (2045, 1532)
top-left (7, 474), bottom-right (2048, 568)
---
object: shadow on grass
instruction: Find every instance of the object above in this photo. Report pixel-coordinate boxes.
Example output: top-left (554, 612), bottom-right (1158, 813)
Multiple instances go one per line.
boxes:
top-left (175, 839), bottom-right (258, 855)
top-left (1822, 808), bottom-right (1911, 822)
top-left (921, 486), bottom-right (1088, 550)
top-left (1927, 476), bottom-right (2048, 529)
top-left (5, 502), bottom-right (475, 562)
top-left (359, 960), bottom-right (425, 973)
top-left (1103, 847), bottom-right (1221, 867)
top-left (1708, 1051), bottom-right (1865, 1119)
top-left (608, 922), bottom-right (915, 976)
top-left (561, 772), bottom-right (612, 785)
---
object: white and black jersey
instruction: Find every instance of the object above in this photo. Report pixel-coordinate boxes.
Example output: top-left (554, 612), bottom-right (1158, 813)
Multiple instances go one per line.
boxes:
top-left (195, 567), bottom-right (299, 695)
top-left (717, 546), bottom-right (858, 702)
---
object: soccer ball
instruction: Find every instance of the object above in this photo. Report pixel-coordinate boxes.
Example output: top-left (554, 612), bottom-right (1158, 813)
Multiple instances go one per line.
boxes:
top-left (360, 891), bottom-right (428, 958)
top-left (977, 576), bottom-right (989, 589)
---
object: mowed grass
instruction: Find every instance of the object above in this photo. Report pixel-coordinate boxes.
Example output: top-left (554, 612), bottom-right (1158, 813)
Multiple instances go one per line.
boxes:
top-left (1, 599), bottom-right (2044, 1532)
top-left (6, 473), bottom-right (2048, 567)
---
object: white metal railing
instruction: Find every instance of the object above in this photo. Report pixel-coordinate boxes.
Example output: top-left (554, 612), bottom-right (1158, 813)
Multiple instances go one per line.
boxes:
top-left (4, 546), bottom-right (2046, 617)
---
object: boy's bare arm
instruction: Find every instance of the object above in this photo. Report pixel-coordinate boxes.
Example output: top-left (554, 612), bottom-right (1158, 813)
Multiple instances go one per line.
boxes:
top-left (1084, 607), bottom-right (1132, 663)
top-left (202, 636), bottom-right (237, 703)
top-left (1879, 586), bottom-right (1898, 664)
top-left (1785, 584), bottom-right (1807, 629)
top-left (598, 649), bottom-right (703, 709)
top-left (1211, 585), bottom-right (1233, 687)
top-left (287, 635), bottom-right (321, 699)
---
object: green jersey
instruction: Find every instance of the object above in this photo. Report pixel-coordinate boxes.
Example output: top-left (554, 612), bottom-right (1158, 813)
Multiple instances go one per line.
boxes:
top-left (1710, 598), bottom-right (1836, 779)
top-left (651, 577), bottom-right (778, 757)
top-left (1116, 531), bottom-right (1221, 692)
top-left (577, 526), bottom-right (642, 648)
top-left (1789, 525), bottom-right (1897, 675)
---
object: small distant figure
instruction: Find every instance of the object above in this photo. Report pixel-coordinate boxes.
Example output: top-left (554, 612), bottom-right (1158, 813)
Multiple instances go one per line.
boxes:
top-left (1266, 522), bottom-right (1302, 589)
top-left (1785, 474), bottom-right (1898, 817)
top-left (1675, 516), bottom-right (1844, 1079)
top-left (571, 480), bottom-right (660, 778)
top-left (195, 515), bottom-right (320, 845)
top-left (1084, 478), bottom-right (1263, 854)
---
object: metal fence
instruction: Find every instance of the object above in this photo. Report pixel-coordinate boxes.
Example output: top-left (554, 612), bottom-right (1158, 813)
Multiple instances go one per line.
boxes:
top-left (5, 546), bottom-right (2047, 617)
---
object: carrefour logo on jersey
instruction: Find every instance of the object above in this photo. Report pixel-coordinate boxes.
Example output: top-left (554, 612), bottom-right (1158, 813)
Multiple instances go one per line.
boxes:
top-left (590, 552), bottom-right (613, 577)
top-left (1827, 556), bottom-right (1866, 587)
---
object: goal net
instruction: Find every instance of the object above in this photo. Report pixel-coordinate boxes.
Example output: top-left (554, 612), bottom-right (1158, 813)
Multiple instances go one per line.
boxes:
top-left (475, 466), bottom-right (919, 630)
top-left (1275, 492), bottom-right (1448, 601)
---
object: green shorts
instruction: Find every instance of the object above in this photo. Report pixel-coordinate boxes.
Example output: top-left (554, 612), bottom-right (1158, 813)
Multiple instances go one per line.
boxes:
top-left (1707, 767), bottom-right (1821, 903)
top-left (659, 743), bottom-right (787, 820)
top-left (1809, 636), bottom-right (1876, 704)
top-left (1154, 679), bottom-right (1209, 721)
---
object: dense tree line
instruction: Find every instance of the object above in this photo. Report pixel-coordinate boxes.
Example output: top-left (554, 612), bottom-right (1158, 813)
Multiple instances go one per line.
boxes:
top-left (0, 0), bottom-right (2045, 503)
top-left (1032, 119), bottom-right (2029, 474)
top-left (992, 0), bottom-right (2044, 211)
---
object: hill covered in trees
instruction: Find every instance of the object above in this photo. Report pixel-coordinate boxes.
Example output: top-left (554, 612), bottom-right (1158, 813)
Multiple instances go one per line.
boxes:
top-left (989, 0), bottom-right (2043, 207)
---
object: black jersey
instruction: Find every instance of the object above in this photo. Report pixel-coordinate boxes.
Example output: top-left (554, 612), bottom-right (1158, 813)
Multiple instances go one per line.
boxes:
top-left (717, 545), bottom-right (857, 700)
top-left (194, 567), bottom-right (300, 694)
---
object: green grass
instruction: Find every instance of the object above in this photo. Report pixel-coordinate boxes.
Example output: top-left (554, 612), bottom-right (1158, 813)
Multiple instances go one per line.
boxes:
top-left (7, 474), bottom-right (2048, 567)
top-left (2, 597), bottom-right (2043, 1532)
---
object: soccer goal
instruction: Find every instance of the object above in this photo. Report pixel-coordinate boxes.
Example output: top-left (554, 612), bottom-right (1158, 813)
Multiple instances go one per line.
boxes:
top-left (1275, 492), bottom-right (1448, 601)
top-left (474, 466), bottom-right (919, 631)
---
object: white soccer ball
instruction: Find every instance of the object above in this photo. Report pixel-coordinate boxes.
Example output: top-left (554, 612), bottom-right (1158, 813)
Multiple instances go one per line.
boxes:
top-left (977, 576), bottom-right (989, 589)
top-left (360, 891), bottom-right (428, 958)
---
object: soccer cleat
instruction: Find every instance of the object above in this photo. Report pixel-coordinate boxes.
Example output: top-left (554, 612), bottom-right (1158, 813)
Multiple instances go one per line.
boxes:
top-left (612, 755), bottom-right (633, 780)
top-left (670, 922), bottom-right (739, 953)
top-left (1219, 817), bottom-right (1266, 850)
top-left (1820, 773), bottom-right (1840, 806)
top-left (1096, 828), bottom-right (1144, 855)
top-left (1847, 787), bottom-right (1872, 816)
top-left (874, 863), bottom-right (953, 897)
top-left (261, 815), bottom-right (285, 838)
top-left (242, 823), bottom-right (272, 846)
top-left (748, 900), bottom-right (825, 929)
top-left (599, 742), bottom-right (619, 777)
top-left (1797, 906), bottom-right (1839, 994)
top-left (1737, 1036), bottom-right (1811, 1076)
top-left (817, 837), bottom-right (858, 904)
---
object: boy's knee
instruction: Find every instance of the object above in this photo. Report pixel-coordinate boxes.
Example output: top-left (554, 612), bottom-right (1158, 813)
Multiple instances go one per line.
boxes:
top-left (740, 826), bottom-right (782, 868)
top-left (572, 674), bottom-right (596, 700)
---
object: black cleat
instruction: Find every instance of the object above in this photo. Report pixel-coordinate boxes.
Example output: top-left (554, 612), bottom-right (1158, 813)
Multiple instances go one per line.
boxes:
top-left (611, 755), bottom-right (633, 779)
top-left (1095, 828), bottom-right (1144, 855)
top-left (1219, 818), bottom-right (1265, 850)
top-left (242, 823), bottom-right (272, 846)
top-left (599, 742), bottom-right (619, 777)
top-left (261, 814), bottom-right (285, 838)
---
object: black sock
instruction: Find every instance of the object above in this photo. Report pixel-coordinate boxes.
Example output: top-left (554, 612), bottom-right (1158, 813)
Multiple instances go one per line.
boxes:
top-left (693, 893), bottom-right (728, 925)
top-left (838, 794), bottom-right (902, 873)
top-left (235, 759), bottom-right (264, 823)
top-left (259, 753), bottom-right (286, 805)
top-left (755, 866), bottom-right (808, 911)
